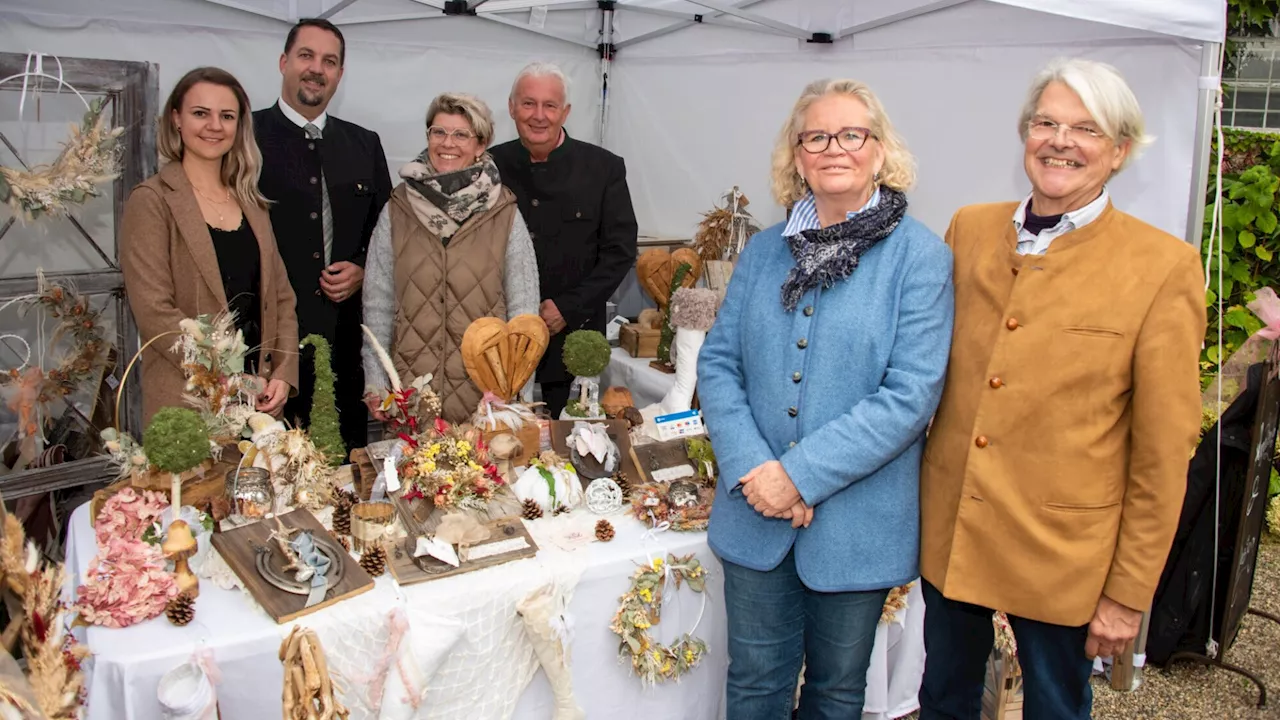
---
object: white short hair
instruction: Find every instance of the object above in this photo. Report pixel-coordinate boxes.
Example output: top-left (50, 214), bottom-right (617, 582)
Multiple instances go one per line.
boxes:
top-left (510, 62), bottom-right (571, 105)
top-left (1018, 58), bottom-right (1153, 171)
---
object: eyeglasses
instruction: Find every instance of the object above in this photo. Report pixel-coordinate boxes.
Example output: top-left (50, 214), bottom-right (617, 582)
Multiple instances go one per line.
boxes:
top-left (428, 126), bottom-right (477, 143)
top-left (1026, 118), bottom-right (1107, 143)
top-left (797, 127), bottom-right (875, 154)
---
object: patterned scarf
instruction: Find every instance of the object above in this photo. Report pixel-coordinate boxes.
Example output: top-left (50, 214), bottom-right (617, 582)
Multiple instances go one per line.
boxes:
top-left (779, 186), bottom-right (908, 311)
top-left (399, 150), bottom-right (503, 240)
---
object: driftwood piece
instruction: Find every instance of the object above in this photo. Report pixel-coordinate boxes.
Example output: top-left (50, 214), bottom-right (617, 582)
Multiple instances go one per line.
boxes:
top-left (280, 626), bottom-right (348, 720)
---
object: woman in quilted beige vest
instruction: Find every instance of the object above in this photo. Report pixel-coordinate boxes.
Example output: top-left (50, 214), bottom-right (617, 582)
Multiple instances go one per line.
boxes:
top-left (361, 92), bottom-right (540, 424)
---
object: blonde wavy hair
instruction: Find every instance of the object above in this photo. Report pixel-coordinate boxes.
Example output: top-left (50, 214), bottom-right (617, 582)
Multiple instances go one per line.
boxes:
top-left (158, 67), bottom-right (269, 209)
top-left (426, 92), bottom-right (496, 148)
top-left (770, 79), bottom-right (916, 209)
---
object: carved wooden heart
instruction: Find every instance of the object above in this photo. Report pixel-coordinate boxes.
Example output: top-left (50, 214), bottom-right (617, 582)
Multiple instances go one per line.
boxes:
top-left (636, 248), bottom-right (704, 309)
top-left (461, 314), bottom-right (550, 402)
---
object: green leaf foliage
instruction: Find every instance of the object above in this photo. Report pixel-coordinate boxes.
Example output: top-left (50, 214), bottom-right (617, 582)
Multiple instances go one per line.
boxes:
top-left (1201, 126), bottom-right (1280, 391)
top-left (300, 334), bottom-right (346, 465)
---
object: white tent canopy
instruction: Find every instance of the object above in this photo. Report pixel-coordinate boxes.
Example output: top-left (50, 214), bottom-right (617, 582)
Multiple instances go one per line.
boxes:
top-left (0, 0), bottom-right (1225, 242)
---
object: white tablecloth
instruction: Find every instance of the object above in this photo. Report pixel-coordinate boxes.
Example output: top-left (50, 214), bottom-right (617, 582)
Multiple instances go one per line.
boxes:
top-left (67, 500), bottom-right (925, 719)
top-left (601, 347), bottom-right (674, 408)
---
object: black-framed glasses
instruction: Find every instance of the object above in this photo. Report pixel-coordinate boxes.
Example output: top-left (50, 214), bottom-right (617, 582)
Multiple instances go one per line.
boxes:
top-left (797, 127), bottom-right (875, 154)
top-left (428, 126), bottom-right (476, 143)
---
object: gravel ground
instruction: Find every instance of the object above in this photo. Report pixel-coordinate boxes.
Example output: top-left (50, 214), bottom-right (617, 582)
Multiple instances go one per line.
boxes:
top-left (899, 540), bottom-right (1280, 719)
top-left (1090, 539), bottom-right (1280, 720)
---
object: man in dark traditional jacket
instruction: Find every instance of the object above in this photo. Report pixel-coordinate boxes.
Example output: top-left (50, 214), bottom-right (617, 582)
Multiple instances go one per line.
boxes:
top-left (254, 18), bottom-right (391, 453)
top-left (490, 62), bottom-right (638, 417)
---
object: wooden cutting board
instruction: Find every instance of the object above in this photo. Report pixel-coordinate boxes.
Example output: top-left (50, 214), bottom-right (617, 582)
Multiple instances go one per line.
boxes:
top-left (209, 509), bottom-right (374, 624)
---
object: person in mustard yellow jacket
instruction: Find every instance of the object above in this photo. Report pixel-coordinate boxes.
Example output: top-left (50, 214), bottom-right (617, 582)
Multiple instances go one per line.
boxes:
top-left (919, 58), bottom-right (1207, 719)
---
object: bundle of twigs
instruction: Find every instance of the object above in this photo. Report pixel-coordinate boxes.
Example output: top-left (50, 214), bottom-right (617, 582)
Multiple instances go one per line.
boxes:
top-left (280, 626), bottom-right (348, 720)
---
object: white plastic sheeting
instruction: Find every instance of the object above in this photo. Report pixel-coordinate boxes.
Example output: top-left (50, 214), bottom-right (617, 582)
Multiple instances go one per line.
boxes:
top-left (0, 0), bottom-right (1222, 240)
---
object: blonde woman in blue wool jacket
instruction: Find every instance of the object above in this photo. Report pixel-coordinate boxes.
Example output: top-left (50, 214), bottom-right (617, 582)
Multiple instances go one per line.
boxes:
top-left (697, 79), bottom-right (954, 719)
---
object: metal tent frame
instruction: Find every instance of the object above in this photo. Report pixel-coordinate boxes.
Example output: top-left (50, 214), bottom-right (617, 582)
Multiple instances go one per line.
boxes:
top-left (187, 0), bottom-right (1219, 248)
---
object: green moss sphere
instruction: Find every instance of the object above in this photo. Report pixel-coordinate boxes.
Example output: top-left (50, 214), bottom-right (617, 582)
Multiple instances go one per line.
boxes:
top-left (562, 330), bottom-right (611, 378)
top-left (143, 407), bottom-right (210, 474)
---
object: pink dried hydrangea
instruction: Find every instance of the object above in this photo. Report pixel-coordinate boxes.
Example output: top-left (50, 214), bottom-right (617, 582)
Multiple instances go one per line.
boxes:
top-left (74, 536), bottom-right (177, 628)
top-left (94, 487), bottom-right (168, 546)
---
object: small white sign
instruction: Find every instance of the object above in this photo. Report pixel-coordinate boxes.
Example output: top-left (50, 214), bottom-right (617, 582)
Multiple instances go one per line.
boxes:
top-left (464, 537), bottom-right (531, 562)
top-left (414, 535), bottom-right (459, 567)
top-left (383, 456), bottom-right (401, 493)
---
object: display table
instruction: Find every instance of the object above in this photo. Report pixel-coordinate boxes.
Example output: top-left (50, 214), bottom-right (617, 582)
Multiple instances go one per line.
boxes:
top-left (67, 500), bottom-right (925, 719)
top-left (602, 347), bottom-right (674, 407)
top-left (66, 502), bottom-right (728, 720)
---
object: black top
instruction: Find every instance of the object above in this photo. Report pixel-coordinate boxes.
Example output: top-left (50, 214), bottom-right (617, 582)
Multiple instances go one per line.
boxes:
top-left (208, 218), bottom-right (261, 375)
top-left (1023, 208), bottom-right (1064, 236)
top-left (490, 132), bottom-right (638, 382)
top-left (252, 104), bottom-right (392, 343)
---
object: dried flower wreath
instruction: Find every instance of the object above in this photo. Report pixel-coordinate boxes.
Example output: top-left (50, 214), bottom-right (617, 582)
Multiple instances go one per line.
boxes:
top-left (0, 97), bottom-right (124, 221)
top-left (609, 554), bottom-right (709, 685)
top-left (0, 275), bottom-right (110, 464)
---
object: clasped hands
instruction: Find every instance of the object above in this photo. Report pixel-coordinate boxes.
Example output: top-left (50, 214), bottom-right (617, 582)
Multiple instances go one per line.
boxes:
top-left (740, 460), bottom-right (813, 528)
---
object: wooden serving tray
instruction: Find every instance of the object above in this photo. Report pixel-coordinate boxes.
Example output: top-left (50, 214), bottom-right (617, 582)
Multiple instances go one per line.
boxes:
top-left (210, 509), bottom-right (374, 624)
top-left (387, 515), bottom-right (537, 586)
top-left (548, 419), bottom-right (643, 488)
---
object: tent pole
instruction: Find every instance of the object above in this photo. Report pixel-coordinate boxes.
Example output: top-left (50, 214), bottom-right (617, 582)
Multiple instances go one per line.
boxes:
top-left (599, 1), bottom-right (615, 148)
top-left (1187, 41), bottom-right (1224, 249)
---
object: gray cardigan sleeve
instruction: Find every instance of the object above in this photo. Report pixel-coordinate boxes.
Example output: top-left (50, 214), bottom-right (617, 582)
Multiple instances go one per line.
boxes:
top-left (504, 210), bottom-right (540, 320)
top-left (361, 205), bottom-right (395, 395)
top-left (505, 210), bottom-right (541, 401)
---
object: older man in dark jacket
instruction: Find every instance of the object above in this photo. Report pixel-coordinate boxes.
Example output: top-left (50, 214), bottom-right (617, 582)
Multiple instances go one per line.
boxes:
top-left (490, 62), bottom-right (638, 417)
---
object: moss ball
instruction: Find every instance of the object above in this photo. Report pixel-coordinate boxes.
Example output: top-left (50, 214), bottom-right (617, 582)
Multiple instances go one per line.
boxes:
top-left (562, 330), bottom-right (611, 378)
top-left (143, 407), bottom-right (210, 474)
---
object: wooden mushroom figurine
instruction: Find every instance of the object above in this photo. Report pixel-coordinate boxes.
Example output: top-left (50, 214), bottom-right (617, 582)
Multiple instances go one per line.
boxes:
top-left (145, 408), bottom-right (211, 598)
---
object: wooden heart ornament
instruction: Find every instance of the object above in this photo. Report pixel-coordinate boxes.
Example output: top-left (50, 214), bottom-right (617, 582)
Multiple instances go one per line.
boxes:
top-left (636, 248), bottom-right (703, 309)
top-left (461, 314), bottom-right (550, 402)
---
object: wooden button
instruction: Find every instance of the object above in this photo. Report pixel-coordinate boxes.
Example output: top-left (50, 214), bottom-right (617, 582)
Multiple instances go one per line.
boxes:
top-left (975, 436), bottom-right (989, 448)
top-left (989, 377), bottom-right (1003, 389)
top-left (1011, 267), bottom-right (1019, 276)
top-left (1006, 318), bottom-right (1019, 331)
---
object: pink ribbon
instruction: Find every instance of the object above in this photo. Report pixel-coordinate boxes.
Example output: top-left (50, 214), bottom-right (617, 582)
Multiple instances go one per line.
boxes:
top-left (366, 608), bottom-right (411, 710)
top-left (1250, 288), bottom-right (1280, 340)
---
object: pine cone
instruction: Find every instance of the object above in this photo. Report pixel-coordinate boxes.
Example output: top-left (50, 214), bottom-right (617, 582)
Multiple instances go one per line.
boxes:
top-left (337, 535), bottom-right (352, 553)
top-left (360, 543), bottom-right (388, 577)
top-left (166, 592), bottom-right (195, 626)
top-left (332, 506), bottom-right (352, 536)
top-left (332, 487), bottom-right (358, 507)
top-left (553, 504), bottom-right (570, 517)
top-left (595, 519), bottom-right (615, 542)
top-left (521, 498), bottom-right (544, 520)
top-left (613, 471), bottom-right (631, 498)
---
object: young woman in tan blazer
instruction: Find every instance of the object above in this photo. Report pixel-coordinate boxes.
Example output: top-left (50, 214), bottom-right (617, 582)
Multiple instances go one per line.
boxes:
top-left (121, 67), bottom-right (299, 426)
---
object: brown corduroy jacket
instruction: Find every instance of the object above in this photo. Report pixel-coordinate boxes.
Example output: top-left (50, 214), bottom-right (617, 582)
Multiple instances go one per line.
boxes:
top-left (920, 200), bottom-right (1206, 626)
top-left (120, 161), bottom-right (299, 426)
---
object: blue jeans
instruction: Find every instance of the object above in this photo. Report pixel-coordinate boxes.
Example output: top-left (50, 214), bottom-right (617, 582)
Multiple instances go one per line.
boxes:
top-left (721, 549), bottom-right (889, 720)
top-left (919, 580), bottom-right (1093, 720)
